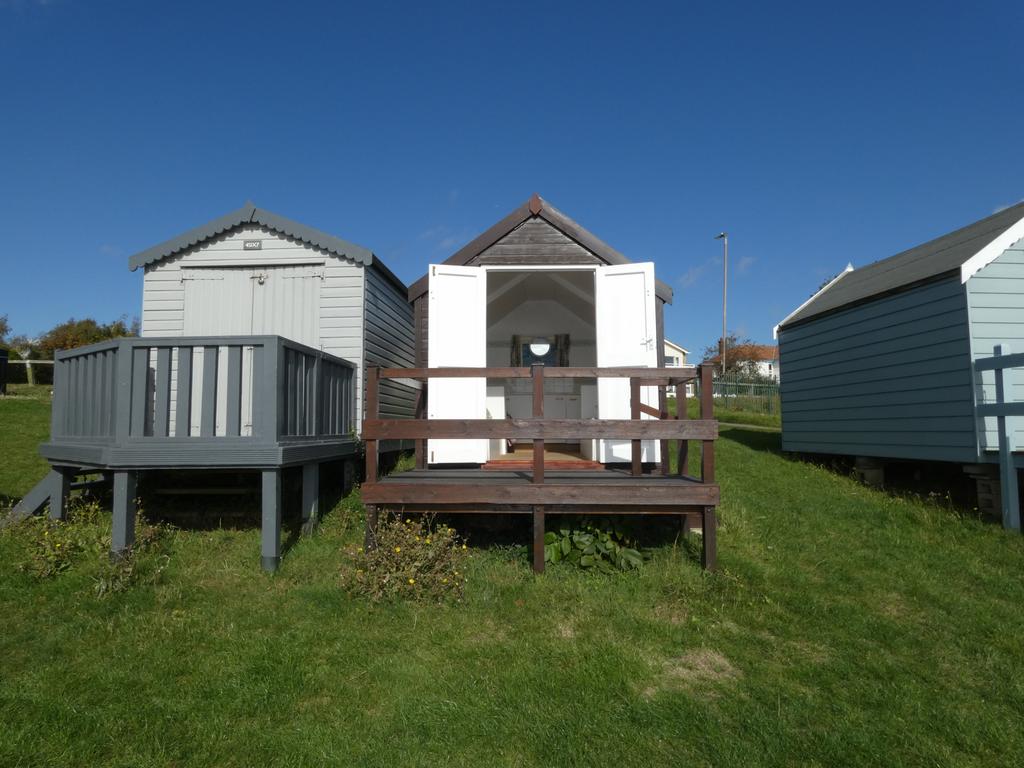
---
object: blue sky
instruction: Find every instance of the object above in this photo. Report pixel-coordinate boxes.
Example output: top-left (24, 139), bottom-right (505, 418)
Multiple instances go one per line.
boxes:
top-left (2, 0), bottom-right (1022, 356)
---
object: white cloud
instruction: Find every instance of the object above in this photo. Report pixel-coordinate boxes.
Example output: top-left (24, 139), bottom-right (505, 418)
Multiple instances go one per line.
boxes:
top-left (735, 255), bottom-right (756, 276)
top-left (418, 225), bottom-right (472, 255)
top-left (678, 262), bottom-right (708, 289)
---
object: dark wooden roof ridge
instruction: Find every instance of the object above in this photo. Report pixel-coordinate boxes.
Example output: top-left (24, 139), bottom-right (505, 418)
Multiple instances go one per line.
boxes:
top-left (126, 202), bottom-right (407, 293)
top-left (407, 194), bottom-right (674, 303)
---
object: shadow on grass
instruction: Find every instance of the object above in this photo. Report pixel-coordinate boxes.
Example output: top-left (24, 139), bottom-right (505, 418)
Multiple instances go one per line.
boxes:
top-left (718, 425), bottom-right (783, 455)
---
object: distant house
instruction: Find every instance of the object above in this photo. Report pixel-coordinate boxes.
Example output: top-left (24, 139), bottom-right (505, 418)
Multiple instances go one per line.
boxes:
top-left (664, 339), bottom-right (695, 395)
top-left (705, 343), bottom-right (780, 381)
top-left (774, 202), bottom-right (1024, 506)
top-left (663, 339), bottom-right (689, 368)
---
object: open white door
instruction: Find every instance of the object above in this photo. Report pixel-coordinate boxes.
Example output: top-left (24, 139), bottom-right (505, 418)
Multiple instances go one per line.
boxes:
top-left (428, 264), bottom-right (488, 464)
top-left (595, 262), bottom-right (659, 463)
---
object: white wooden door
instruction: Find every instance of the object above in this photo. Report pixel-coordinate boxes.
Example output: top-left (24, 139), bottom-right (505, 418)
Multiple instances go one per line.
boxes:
top-left (182, 269), bottom-right (255, 436)
top-left (427, 264), bottom-right (487, 464)
top-left (181, 266), bottom-right (321, 436)
top-left (595, 262), bottom-right (659, 463)
top-left (250, 265), bottom-right (322, 349)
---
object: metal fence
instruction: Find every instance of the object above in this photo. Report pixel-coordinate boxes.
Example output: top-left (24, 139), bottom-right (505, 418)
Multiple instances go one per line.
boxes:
top-left (707, 376), bottom-right (781, 415)
top-left (3, 359), bottom-right (55, 386)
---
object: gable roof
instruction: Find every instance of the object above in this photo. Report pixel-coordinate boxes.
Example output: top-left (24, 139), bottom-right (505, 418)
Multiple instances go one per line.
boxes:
top-left (407, 194), bottom-right (674, 303)
top-left (664, 339), bottom-right (689, 355)
top-left (127, 202), bottom-right (376, 272)
top-left (778, 201), bottom-right (1024, 329)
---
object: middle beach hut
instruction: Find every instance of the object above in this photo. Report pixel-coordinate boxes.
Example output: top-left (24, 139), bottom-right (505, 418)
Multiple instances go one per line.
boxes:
top-left (406, 193), bottom-right (675, 467)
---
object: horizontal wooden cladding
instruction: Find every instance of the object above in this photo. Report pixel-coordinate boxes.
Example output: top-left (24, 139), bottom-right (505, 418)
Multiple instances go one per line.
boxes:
top-left (375, 366), bottom-right (701, 381)
top-left (362, 482), bottom-right (720, 506)
top-left (362, 418), bottom-right (718, 440)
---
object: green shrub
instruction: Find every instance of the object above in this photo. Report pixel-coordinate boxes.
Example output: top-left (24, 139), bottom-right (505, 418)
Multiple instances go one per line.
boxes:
top-left (19, 497), bottom-right (106, 578)
top-left (13, 496), bottom-right (173, 594)
top-left (544, 518), bottom-right (645, 572)
top-left (346, 516), bottom-right (469, 603)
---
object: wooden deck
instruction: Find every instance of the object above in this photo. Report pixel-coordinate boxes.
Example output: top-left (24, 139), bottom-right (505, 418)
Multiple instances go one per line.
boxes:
top-left (482, 444), bottom-right (603, 470)
top-left (361, 363), bottom-right (721, 572)
top-left (12, 335), bottom-right (360, 572)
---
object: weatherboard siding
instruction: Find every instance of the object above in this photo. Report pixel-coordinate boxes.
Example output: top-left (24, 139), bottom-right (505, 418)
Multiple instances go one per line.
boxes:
top-left (779, 275), bottom-right (977, 463)
top-left (364, 266), bottom-right (417, 424)
top-left (141, 224), bottom-right (366, 431)
top-left (967, 240), bottom-right (1024, 455)
top-left (470, 218), bottom-right (602, 266)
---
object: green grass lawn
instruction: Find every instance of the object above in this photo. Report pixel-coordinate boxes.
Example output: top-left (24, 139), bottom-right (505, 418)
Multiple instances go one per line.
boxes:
top-left (3, 394), bottom-right (1024, 766)
top-left (0, 384), bottom-right (53, 505)
top-left (678, 394), bottom-right (782, 429)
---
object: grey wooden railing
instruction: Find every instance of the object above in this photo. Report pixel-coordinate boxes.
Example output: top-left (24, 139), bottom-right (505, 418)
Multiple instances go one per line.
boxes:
top-left (975, 344), bottom-right (1023, 530)
top-left (51, 336), bottom-right (356, 448)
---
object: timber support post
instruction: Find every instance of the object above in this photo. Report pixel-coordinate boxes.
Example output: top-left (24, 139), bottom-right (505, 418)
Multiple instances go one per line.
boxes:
top-left (701, 506), bottom-right (717, 571)
top-left (47, 467), bottom-right (72, 521)
top-left (301, 462), bottom-right (319, 535)
top-left (111, 470), bottom-right (137, 559)
top-left (854, 456), bottom-right (885, 488)
top-left (261, 469), bottom-right (281, 572)
top-left (532, 505), bottom-right (545, 574)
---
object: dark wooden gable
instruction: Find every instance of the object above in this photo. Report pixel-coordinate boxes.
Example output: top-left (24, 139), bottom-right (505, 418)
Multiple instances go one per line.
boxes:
top-left (409, 194), bottom-right (674, 366)
top-left (470, 218), bottom-right (603, 266)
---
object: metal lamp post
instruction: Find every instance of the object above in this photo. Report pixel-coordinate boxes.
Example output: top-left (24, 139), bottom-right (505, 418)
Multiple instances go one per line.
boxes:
top-left (715, 232), bottom-right (728, 376)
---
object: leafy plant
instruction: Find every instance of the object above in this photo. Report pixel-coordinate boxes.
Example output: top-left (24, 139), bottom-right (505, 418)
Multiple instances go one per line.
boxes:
top-left (19, 497), bottom-right (107, 578)
top-left (544, 518), bottom-right (645, 572)
top-left (14, 495), bottom-right (173, 594)
top-left (345, 515), bottom-right (469, 603)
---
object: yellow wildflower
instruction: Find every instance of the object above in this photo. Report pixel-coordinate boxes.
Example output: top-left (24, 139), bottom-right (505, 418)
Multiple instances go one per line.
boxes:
top-left (462, 544), bottom-right (467, 550)
top-left (425, 539), bottom-right (431, 544)
top-left (408, 578), bottom-right (415, 585)
top-left (394, 547), bottom-right (401, 553)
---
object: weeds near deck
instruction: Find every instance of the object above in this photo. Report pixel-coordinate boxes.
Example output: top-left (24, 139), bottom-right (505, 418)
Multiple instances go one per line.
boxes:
top-left (345, 515), bottom-right (469, 603)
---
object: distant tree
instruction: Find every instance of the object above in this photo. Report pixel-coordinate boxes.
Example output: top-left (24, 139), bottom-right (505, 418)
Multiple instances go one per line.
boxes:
top-left (701, 333), bottom-right (757, 377)
top-left (0, 314), bottom-right (8, 344)
top-left (35, 316), bottom-right (138, 359)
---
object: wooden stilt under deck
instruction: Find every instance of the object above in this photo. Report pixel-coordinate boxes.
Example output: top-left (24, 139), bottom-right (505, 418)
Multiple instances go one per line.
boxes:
top-left (533, 506), bottom-right (545, 573)
top-left (111, 471), bottom-right (137, 559)
top-left (302, 462), bottom-right (320, 535)
top-left (261, 469), bottom-right (281, 572)
top-left (46, 468), bottom-right (72, 521)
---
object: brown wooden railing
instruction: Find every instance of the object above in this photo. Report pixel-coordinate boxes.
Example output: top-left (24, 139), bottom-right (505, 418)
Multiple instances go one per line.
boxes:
top-left (362, 363), bottom-right (717, 485)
